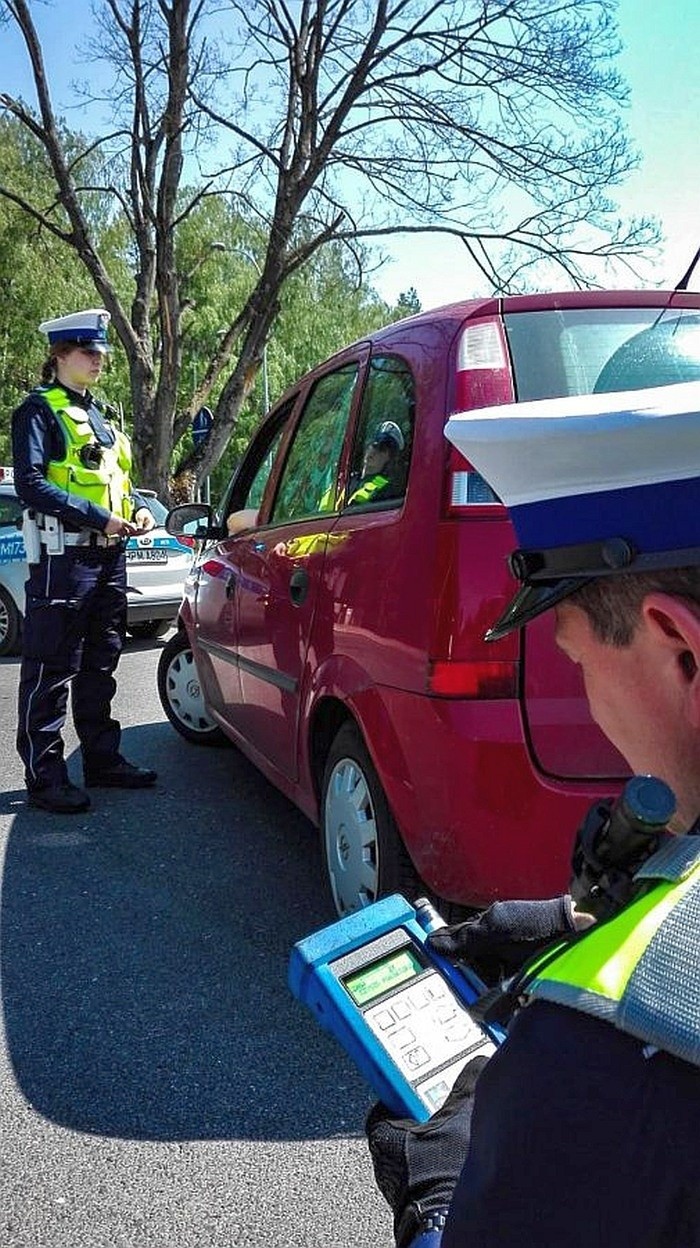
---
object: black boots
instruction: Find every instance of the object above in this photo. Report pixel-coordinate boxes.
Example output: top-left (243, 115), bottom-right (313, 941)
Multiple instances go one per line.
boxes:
top-left (27, 781), bottom-right (91, 814)
top-left (83, 757), bottom-right (158, 789)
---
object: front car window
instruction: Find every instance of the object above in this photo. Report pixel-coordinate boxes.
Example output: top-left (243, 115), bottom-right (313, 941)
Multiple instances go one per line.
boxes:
top-left (271, 364), bottom-right (359, 524)
top-left (219, 398), bottom-right (296, 525)
top-left (243, 426), bottom-right (286, 511)
top-left (504, 307), bottom-right (700, 401)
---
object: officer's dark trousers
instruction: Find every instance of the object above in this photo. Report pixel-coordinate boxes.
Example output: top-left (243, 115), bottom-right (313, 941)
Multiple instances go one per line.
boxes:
top-left (17, 545), bottom-right (127, 789)
top-left (443, 1000), bottom-right (700, 1248)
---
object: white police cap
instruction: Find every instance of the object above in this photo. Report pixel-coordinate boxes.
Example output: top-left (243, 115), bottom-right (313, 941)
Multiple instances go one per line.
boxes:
top-left (39, 308), bottom-right (112, 354)
top-left (445, 379), bottom-right (700, 641)
top-left (372, 420), bottom-right (405, 451)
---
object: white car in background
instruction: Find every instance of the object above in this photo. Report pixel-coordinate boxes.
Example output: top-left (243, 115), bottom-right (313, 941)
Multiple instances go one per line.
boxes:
top-left (0, 467), bottom-right (193, 656)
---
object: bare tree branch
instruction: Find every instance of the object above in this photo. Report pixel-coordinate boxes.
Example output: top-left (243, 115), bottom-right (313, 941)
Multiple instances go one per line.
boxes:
top-left (0, 0), bottom-right (659, 498)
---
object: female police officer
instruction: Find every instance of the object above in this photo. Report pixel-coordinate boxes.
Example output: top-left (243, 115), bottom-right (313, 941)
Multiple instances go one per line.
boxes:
top-left (366, 381), bottom-right (700, 1247)
top-left (12, 308), bottom-right (157, 814)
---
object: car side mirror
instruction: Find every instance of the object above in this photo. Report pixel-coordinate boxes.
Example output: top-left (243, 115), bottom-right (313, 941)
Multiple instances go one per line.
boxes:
top-left (165, 502), bottom-right (220, 542)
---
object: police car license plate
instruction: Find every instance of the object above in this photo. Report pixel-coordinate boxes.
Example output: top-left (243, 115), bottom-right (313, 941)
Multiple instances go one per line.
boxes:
top-left (127, 548), bottom-right (168, 563)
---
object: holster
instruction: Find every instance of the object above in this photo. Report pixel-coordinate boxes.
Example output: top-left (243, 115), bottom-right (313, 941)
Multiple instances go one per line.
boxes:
top-left (22, 510), bottom-right (42, 564)
top-left (42, 514), bottom-right (65, 555)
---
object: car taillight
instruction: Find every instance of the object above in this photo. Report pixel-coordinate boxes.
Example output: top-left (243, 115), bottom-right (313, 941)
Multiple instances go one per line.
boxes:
top-left (454, 317), bottom-right (514, 413)
top-left (445, 444), bottom-right (502, 516)
top-left (446, 316), bottom-right (514, 516)
top-left (428, 658), bottom-right (518, 699)
top-left (175, 535), bottom-right (196, 549)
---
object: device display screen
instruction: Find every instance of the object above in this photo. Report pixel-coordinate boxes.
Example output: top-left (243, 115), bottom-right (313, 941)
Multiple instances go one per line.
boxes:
top-left (343, 946), bottom-right (423, 1007)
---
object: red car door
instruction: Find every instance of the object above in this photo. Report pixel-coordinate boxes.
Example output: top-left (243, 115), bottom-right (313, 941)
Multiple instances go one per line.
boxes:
top-left (191, 409), bottom-right (292, 724)
top-left (191, 538), bottom-right (243, 722)
top-left (230, 519), bottom-right (337, 781)
top-left (224, 357), bottom-right (367, 781)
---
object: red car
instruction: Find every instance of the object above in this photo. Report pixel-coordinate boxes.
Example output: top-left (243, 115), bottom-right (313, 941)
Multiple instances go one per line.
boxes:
top-left (159, 289), bottom-right (700, 916)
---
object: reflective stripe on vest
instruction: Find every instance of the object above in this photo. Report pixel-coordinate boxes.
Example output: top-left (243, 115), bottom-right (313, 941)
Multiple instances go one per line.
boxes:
top-left (349, 473), bottom-right (390, 505)
top-left (37, 385), bottom-right (133, 520)
top-left (524, 837), bottom-right (700, 1066)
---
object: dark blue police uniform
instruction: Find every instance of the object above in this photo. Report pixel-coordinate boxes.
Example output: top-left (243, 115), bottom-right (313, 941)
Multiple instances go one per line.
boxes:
top-left (443, 1000), bottom-right (700, 1248)
top-left (12, 384), bottom-right (156, 811)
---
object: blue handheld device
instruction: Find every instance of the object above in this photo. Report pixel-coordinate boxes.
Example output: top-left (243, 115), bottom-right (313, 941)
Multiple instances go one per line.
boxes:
top-left (288, 894), bottom-right (504, 1122)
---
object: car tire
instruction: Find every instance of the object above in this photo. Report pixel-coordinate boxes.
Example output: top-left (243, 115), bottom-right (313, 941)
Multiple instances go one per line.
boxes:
top-left (0, 585), bottom-right (22, 657)
top-left (127, 619), bottom-right (172, 641)
top-left (157, 630), bottom-right (226, 745)
top-left (321, 721), bottom-right (421, 916)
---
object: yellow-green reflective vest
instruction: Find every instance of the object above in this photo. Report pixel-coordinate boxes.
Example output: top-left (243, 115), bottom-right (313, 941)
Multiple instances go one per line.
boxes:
top-left (38, 384), bottom-right (133, 521)
top-left (348, 473), bottom-right (390, 506)
top-left (524, 836), bottom-right (700, 1067)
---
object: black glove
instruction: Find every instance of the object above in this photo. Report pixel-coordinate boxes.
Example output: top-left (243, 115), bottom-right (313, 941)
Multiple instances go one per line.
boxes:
top-left (366, 1054), bottom-right (489, 1248)
top-left (427, 895), bottom-right (576, 984)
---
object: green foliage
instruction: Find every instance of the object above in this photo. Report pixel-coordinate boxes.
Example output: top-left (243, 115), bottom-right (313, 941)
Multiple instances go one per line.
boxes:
top-left (0, 122), bottom-right (418, 487)
top-left (395, 288), bottom-right (421, 317)
top-left (204, 238), bottom-right (416, 502)
top-left (0, 117), bottom-right (124, 460)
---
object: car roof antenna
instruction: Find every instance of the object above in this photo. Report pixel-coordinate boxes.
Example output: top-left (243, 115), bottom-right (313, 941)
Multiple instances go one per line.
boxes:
top-left (649, 243), bottom-right (700, 332)
top-left (675, 243), bottom-right (700, 291)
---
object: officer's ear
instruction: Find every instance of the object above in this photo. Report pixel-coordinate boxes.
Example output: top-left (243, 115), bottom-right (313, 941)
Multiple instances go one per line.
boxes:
top-left (642, 593), bottom-right (700, 723)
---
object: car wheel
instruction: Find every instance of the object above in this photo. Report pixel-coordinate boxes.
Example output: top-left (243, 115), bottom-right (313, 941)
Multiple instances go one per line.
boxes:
top-left (0, 585), bottom-right (22, 657)
top-left (321, 721), bottom-right (421, 916)
top-left (127, 619), bottom-right (172, 640)
top-left (157, 630), bottom-right (226, 745)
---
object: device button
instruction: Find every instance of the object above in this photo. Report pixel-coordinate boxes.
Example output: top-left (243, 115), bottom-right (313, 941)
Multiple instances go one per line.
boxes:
top-left (374, 1009), bottom-right (394, 1030)
top-left (408, 987), bottom-right (430, 1010)
top-left (435, 1003), bottom-right (457, 1024)
top-left (405, 1045), bottom-right (431, 1070)
top-left (445, 1018), bottom-right (472, 1044)
top-left (389, 1026), bottom-right (416, 1050)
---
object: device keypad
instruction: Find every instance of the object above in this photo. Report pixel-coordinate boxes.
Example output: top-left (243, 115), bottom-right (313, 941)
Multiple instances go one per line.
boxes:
top-left (363, 969), bottom-right (494, 1111)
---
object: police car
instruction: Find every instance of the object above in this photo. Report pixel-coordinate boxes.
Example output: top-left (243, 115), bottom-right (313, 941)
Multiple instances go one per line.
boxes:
top-left (0, 466), bottom-right (193, 656)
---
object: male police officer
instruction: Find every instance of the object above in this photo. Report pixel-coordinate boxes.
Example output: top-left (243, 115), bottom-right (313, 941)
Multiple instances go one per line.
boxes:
top-left (366, 380), bottom-right (700, 1247)
top-left (12, 308), bottom-right (157, 814)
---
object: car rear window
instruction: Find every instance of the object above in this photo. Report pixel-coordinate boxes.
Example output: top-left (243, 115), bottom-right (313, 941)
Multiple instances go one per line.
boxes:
top-left (504, 307), bottom-right (700, 401)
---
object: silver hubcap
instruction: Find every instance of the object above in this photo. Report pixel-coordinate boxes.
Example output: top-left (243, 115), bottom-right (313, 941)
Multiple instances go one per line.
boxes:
top-left (324, 756), bottom-right (379, 915)
top-left (166, 646), bottom-right (217, 734)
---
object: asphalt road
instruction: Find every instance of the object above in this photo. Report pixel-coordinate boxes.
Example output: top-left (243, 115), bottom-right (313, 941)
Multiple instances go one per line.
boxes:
top-left (0, 636), bottom-right (391, 1247)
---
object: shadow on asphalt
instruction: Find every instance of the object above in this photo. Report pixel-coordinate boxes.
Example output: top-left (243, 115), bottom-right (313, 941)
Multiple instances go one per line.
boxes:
top-left (0, 718), bottom-right (374, 1142)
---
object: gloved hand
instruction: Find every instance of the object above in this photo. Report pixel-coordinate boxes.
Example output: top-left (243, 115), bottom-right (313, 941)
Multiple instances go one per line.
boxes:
top-left (366, 1054), bottom-right (489, 1248)
top-left (427, 895), bottom-right (576, 984)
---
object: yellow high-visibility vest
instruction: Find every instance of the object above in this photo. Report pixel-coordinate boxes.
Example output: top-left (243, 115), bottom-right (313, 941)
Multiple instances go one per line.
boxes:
top-left (523, 836), bottom-right (700, 1066)
top-left (38, 385), bottom-right (133, 520)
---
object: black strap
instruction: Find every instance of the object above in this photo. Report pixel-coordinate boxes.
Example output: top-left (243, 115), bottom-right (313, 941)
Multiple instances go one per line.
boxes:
top-left (86, 399), bottom-right (116, 447)
top-left (396, 1203), bottom-right (450, 1248)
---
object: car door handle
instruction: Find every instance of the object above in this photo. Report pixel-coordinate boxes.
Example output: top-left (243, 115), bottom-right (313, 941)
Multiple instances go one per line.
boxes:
top-left (289, 567), bottom-right (309, 607)
top-left (226, 573), bottom-right (237, 599)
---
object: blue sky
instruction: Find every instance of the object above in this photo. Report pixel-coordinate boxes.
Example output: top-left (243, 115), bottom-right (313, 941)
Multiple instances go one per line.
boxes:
top-left (1, 0), bottom-right (698, 310)
top-left (379, 0), bottom-right (700, 306)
